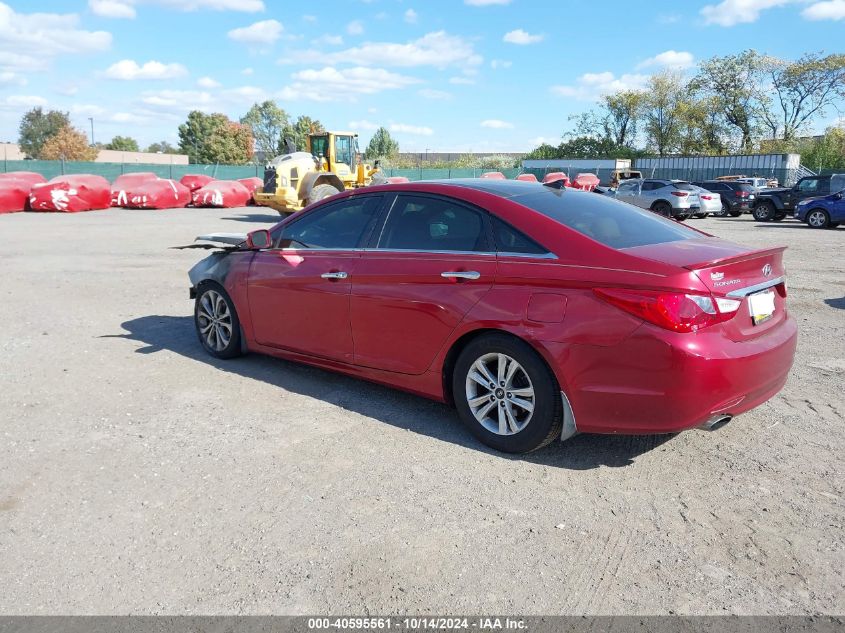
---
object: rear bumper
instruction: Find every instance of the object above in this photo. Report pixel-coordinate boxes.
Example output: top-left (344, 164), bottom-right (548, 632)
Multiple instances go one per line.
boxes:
top-left (545, 316), bottom-right (798, 435)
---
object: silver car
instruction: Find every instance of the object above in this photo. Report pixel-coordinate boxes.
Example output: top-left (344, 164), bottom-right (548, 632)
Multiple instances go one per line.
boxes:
top-left (689, 184), bottom-right (722, 218)
top-left (614, 179), bottom-right (701, 220)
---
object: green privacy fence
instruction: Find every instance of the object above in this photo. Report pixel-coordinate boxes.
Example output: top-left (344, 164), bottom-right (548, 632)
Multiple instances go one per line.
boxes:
top-left (1, 160), bottom-right (523, 183)
top-left (0, 160), bottom-right (264, 181)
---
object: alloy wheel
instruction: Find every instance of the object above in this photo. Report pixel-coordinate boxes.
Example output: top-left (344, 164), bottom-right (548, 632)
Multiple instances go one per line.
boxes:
top-left (465, 353), bottom-right (535, 436)
top-left (197, 289), bottom-right (233, 352)
top-left (808, 210), bottom-right (828, 228)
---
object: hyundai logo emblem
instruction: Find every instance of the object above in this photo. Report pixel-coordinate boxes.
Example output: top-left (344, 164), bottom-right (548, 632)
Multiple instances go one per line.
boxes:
top-left (762, 264), bottom-right (772, 277)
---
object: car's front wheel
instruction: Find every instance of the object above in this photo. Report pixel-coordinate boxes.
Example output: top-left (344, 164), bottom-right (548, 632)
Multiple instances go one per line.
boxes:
top-left (753, 202), bottom-right (775, 221)
top-left (195, 284), bottom-right (243, 359)
top-left (806, 209), bottom-right (830, 229)
top-left (453, 333), bottom-right (562, 453)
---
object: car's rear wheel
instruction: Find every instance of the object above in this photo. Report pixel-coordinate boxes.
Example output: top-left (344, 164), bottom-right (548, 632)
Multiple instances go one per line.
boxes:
top-left (652, 201), bottom-right (672, 218)
top-left (693, 212), bottom-right (708, 219)
top-left (453, 334), bottom-right (562, 454)
top-left (807, 209), bottom-right (830, 228)
top-left (753, 202), bottom-right (775, 221)
top-left (195, 284), bottom-right (242, 359)
top-left (714, 201), bottom-right (729, 217)
top-left (729, 210), bottom-right (743, 217)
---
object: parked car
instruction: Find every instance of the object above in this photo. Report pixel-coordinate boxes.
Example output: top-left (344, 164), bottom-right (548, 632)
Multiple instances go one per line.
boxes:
top-left (735, 177), bottom-right (769, 190)
top-left (186, 179), bottom-right (797, 454)
top-left (689, 185), bottom-right (722, 218)
top-left (609, 169), bottom-right (642, 188)
top-left (613, 178), bottom-right (700, 220)
top-left (753, 174), bottom-right (845, 221)
top-left (794, 189), bottom-right (845, 229)
top-left (692, 180), bottom-right (756, 217)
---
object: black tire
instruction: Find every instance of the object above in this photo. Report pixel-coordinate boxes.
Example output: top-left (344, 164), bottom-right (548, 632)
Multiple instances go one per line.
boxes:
top-left (729, 210), bottom-right (742, 217)
top-left (753, 202), bottom-right (775, 222)
top-left (652, 201), bottom-right (672, 218)
top-left (806, 208), bottom-right (830, 229)
top-left (194, 283), bottom-right (243, 359)
top-left (452, 333), bottom-right (562, 454)
top-left (714, 201), bottom-right (729, 218)
top-left (772, 212), bottom-right (787, 222)
top-left (308, 183), bottom-right (341, 205)
top-left (693, 213), bottom-right (708, 219)
top-left (829, 222), bottom-right (840, 229)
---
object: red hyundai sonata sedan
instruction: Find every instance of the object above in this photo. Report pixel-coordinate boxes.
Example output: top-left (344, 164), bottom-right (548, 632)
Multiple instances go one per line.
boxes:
top-left (187, 180), bottom-right (797, 453)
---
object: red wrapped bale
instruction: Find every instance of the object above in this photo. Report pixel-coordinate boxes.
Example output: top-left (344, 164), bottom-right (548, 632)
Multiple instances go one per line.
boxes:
top-left (237, 177), bottom-right (264, 204)
top-left (386, 176), bottom-right (410, 184)
top-left (0, 171), bottom-right (46, 188)
top-left (123, 179), bottom-right (191, 210)
top-left (29, 175), bottom-right (111, 212)
top-left (0, 177), bottom-right (33, 213)
top-left (191, 180), bottom-right (252, 208)
top-left (180, 174), bottom-right (215, 192)
top-left (570, 173), bottom-right (600, 191)
top-left (516, 173), bottom-right (538, 182)
top-left (542, 172), bottom-right (570, 187)
top-left (480, 171), bottom-right (506, 179)
top-left (111, 172), bottom-right (158, 207)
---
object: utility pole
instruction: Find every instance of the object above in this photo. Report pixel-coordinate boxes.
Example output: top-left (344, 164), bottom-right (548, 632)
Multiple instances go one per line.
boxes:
top-left (88, 118), bottom-right (95, 147)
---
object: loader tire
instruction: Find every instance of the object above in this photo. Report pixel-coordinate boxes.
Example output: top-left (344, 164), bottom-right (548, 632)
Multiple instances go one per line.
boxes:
top-left (308, 184), bottom-right (341, 206)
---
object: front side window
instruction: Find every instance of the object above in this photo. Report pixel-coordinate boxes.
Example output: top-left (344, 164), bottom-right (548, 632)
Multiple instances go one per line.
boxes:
top-left (378, 195), bottom-right (490, 252)
top-left (797, 178), bottom-right (820, 193)
top-left (278, 195), bottom-right (382, 249)
top-left (617, 181), bottom-right (639, 194)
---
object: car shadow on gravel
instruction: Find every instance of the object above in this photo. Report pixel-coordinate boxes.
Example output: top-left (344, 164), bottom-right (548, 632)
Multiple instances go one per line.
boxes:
top-left (220, 212), bottom-right (281, 224)
top-left (105, 314), bottom-right (679, 470)
top-left (824, 297), bottom-right (845, 310)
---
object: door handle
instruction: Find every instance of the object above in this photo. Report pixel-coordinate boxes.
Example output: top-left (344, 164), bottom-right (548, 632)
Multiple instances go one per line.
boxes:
top-left (441, 271), bottom-right (481, 280)
top-left (321, 271), bottom-right (348, 280)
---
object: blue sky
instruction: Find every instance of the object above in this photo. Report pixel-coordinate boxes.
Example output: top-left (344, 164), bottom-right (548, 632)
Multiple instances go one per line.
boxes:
top-left (0, 0), bottom-right (843, 154)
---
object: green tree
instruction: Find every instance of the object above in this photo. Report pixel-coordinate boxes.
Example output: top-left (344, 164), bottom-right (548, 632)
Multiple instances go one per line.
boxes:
top-left (523, 143), bottom-right (561, 160)
top-left (39, 126), bottom-right (98, 161)
top-left (600, 91), bottom-right (644, 148)
top-left (365, 126), bottom-right (400, 159)
top-left (145, 141), bottom-right (178, 154)
top-left (106, 136), bottom-right (139, 152)
top-left (760, 52), bottom-right (845, 141)
top-left (643, 72), bottom-right (686, 156)
top-left (283, 115), bottom-right (326, 153)
top-left (17, 107), bottom-right (71, 158)
top-left (240, 100), bottom-right (289, 159)
top-left (178, 111), bottom-right (254, 164)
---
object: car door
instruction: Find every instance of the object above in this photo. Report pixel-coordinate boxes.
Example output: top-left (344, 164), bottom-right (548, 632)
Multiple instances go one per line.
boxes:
top-left (791, 177), bottom-right (825, 208)
top-left (349, 193), bottom-right (497, 375)
top-left (615, 180), bottom-right (641, 206)
top-left (247, 194), bottom-right (384, 363)
top-left (831, 190), bottom-right (845, 222)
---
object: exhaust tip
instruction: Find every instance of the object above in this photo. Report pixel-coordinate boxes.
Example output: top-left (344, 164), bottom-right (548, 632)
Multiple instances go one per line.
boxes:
top-left (699, 414), bottom-right (733, 431)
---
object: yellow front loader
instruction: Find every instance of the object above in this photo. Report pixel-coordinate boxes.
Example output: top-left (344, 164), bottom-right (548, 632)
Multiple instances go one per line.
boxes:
top-left (254, 131), bottom-right (381, 215)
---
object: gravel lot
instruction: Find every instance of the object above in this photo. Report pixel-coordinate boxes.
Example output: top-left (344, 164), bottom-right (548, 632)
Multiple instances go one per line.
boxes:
top-left (0, 207), bottom-right (842, 615)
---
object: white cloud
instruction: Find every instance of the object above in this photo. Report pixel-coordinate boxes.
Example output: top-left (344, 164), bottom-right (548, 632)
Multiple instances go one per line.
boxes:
top-left (700, 0), bottom-right (791, 26)
top-left (0, 95), bottom-right (48, 109)
top-left (802, 0), bottom-right (845, 19)
top-left (228, 19), bottom-right (283, 44)
top-left (313, 34), bottom-right (343, 46)
top-left (197, 76), bottom-right (221, 88)
top-left (0, 71), bottom-right (25, 86)
top-left (404, 8), bottom-right (418, 23)
top-left (0, 3), bottom-right (112, 73)
top-left (481, 119), bottom-right (514, 129)
top-left (349, 119), bottom-right (379, 131)
top-left (302, 14), bottom-right (316, 22)
top-left (490, 59), bottom-right (512, 69)
top-left (89, 0), bottom-right (136, 18)
top-left (242, 67), bottom-right (254, 75)
top-left (278, 66), bottom-right (420, 101)
top-left (69, 104), bottom-right (107, 117)
top-left (503, 29), bottom-right (544, 44)
top-left (279, 31), bottom-right (482, 69)
top-left (449, 76), bottom-right (475, 85)
top-left (347, 20), bottom-right (364, 35)
top-left (465, 0), bottom-right (511, 4)
top-left (390, 123), bottom-right (433, 136)
top-left (418, 88), bottom-right (451, 100)
top-left (551, 71), bottom-right (649, 101)
top-left (142, 89), bottom-right (215, 111)
top-left (155, 0), bottom-right (264, 10)
top-left (104, 59), bottom-right (188, 80)
top-left (636, 50), bottom-right (695, 70)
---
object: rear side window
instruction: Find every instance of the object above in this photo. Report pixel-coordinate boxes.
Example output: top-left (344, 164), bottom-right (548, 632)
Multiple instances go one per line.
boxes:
top-left (673, 182), bottom-right (695, 191)
top-left (491, 217), bottom-right (549, 255)
top-left (511, 189), bottom-right (700, 249)
top-left (378, 195), bottom-right (491, 252)
top-left (641, 182), bottom-right (661, 191)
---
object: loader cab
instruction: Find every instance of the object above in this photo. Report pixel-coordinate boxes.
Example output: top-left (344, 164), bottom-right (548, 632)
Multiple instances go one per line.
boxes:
top-left (307, 131), bottom-right (359, 178)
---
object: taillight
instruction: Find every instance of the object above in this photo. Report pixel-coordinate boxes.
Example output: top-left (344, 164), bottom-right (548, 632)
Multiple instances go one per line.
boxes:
top-left (670, 191), bottom-right (688, 197)
top-left (734, 190), bottom-right (749, 198)
top-left (701, 195), bottom-right (713, 200)
top-left (594, 288), bottom-right (742, 333)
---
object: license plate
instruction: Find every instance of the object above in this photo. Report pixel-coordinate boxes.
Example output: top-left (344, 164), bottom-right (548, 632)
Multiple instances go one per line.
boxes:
top-left (749, 289), bottom-right (776, 325)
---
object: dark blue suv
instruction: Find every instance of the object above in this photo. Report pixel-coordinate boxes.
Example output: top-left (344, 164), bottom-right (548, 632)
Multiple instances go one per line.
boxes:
top-left (795, 189), bottom-right (845, 229)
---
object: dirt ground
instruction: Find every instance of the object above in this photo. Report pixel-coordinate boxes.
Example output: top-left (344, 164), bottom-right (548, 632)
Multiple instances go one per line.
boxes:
top-left (0, 206), bottom-right (842, 615)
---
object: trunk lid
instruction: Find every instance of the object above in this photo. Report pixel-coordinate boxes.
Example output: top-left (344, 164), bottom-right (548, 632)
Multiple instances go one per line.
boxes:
top-left (625, 238), bottom-right (788, 340)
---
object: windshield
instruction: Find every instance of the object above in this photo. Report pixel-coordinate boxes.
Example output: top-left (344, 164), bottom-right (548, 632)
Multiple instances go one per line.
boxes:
top-left (310, 135), bottom-right (328, 159)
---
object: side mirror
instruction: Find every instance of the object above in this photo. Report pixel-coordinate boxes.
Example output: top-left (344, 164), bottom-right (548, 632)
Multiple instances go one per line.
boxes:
top-left (246, 229), bottom-right (272, 250)
top-left (835, 192), bottom-right (843, 200)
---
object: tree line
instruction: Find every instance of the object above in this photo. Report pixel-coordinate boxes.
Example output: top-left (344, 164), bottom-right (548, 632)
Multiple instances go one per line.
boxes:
top-left (526, 50), bottom-right (845, 169)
